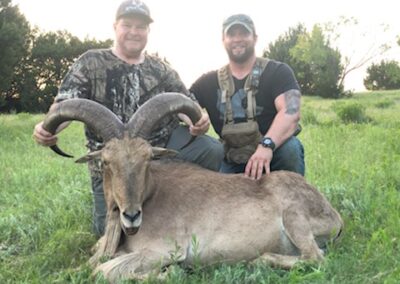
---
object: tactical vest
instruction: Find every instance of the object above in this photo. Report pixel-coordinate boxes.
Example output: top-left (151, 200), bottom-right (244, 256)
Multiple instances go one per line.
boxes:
top-left (218, 57), bottom-right (269, 164)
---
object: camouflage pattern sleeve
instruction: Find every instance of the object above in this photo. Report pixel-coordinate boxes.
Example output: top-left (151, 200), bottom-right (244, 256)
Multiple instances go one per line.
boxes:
top-left (171, 69), bottom-right (198, 100)
top-left (55, 53), bottom-right (92, 103)
top-left (157, 59), bottom-right (197, 101)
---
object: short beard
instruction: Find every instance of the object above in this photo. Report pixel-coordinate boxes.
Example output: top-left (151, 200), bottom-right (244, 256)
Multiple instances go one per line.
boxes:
top-left (226, 46), bottom-right (255, 64)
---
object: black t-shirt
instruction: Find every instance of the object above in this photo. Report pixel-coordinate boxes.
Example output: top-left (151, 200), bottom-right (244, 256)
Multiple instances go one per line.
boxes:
top-left (190, 59), bottom-right (300, 136)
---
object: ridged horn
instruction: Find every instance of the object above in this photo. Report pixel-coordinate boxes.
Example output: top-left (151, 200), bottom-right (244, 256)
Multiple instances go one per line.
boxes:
top-left (42, 98), bottom-right (124, 158)
top-left (127, 93), bottom-right (202, 138)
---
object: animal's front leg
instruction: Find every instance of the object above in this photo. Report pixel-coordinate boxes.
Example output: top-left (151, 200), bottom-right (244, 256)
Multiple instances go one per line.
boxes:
top-left (94, 248), bottom-right (180, 282)
top-left (89, 209), bottom-right (122, 267)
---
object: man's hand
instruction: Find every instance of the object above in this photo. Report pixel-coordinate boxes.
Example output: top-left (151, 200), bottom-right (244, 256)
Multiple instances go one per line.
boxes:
top-left (244, 146), bottom-right (273, 180)
top-left (189, 112), bottom-right (210, 136)
top-left (33, 121), bottom-right (58, 146)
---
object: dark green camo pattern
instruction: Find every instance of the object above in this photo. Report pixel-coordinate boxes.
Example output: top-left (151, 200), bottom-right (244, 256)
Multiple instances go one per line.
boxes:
top-left (55, 48), bottom-right (192, 176)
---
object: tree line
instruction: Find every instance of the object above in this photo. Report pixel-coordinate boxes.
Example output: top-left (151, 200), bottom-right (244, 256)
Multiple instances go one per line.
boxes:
top-left (263, 23), bottom-right (400, 98)
top-left (1, 1), bottom-right (400, 113)
top-left (0, 0), bottom-right (112, 113)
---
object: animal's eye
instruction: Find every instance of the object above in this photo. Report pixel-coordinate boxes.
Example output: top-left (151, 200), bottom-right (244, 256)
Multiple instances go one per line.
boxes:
top-left (102, 160), bottom-right (110, 166)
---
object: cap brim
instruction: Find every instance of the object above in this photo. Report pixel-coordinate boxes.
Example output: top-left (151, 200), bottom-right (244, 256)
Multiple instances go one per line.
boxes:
top-left (117, 12), bottom-right (153, 23)
top-left (224, 21), bottom-right (253, 35)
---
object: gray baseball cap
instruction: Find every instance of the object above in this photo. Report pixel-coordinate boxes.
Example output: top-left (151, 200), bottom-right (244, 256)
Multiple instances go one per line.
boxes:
top-left (223, 14), bottom-right (256, 35)
top-left (115, 0), bottom-right (153, 23)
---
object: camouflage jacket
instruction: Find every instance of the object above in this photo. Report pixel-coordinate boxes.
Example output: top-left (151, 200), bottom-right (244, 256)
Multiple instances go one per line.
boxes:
top-left (55, 49), bottom-right (192, 176)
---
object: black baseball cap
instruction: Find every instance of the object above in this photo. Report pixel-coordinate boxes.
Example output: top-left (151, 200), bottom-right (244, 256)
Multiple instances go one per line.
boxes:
top-left (223, 14), bottom-right (256, 35)
top-left (115, 0), bottom-right (153, 23)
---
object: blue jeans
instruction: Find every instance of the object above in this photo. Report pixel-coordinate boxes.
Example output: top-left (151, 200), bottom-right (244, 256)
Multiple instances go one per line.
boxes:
top-left (165, 125), bottom-right (224, 171)
top-left (220, 136), bottom-right (305, 176)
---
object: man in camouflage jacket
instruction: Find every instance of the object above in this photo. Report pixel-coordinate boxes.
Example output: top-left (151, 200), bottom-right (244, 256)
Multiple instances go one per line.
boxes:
top-left (33, 0), bottom-right (223, 236)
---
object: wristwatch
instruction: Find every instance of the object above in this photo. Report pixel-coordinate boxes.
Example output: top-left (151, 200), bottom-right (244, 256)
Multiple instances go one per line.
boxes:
top-left (260, 137), bottom-right (276, 151)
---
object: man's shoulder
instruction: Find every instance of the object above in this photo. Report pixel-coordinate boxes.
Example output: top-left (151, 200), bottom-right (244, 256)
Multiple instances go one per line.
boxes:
top-left (195, 70), bottom-right (218, 83)
top-left (260, 58), bottom-right (300, 92)
top-left (144, 53), bottom-right (172, 72)
top-left (79, 48), bottom-right (112, 59)
top-left (75, 49), bottom-right (116, 68)
top-left (263, 58), bottom-right (292, 73)
top-left (190, 70), bottom-right (218, 94)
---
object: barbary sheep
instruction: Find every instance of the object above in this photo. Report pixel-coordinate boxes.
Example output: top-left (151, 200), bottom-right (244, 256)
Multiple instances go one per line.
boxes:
top-left (42, 93), bottom-right (343, 283)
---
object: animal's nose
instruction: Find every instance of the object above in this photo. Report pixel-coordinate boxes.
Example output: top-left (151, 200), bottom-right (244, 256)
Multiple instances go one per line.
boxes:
top-left (123, 210), bottom-right (141, 223)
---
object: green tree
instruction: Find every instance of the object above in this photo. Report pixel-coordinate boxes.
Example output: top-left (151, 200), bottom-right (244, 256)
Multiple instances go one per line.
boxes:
top-left (264, 24), bottom-right (342, 98)
top-left (364, 60), bottom-right (400, 90)
top-left (263, 24), bottom-right (314, 94)
top-left (14, 30), bottom-right (113, 112)
top-left (290, 25), bottom-right (342, 98)
top-left (264, 24), bottom-right (307, 63)
top-left (0, 0), bottom-right (31, 111)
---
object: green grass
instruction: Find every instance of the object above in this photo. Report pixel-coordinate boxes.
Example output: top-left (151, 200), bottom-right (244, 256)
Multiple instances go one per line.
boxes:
top-left (1, 90), bottom-right (399, 283)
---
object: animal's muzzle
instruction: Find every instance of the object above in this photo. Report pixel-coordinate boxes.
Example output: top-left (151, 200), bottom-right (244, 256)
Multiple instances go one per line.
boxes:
top-left (124, 226), bottom-right (139, 235)
top-left (121, 210), bottom-right (142, 235)
top-left (123, 210), bottom-right (141, 223)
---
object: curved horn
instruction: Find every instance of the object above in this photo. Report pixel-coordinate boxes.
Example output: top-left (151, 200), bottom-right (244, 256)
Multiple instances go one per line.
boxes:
top-left (42, 98), bottom-right (124, 158)
top-left (127, 93), bottom-right (202, 138)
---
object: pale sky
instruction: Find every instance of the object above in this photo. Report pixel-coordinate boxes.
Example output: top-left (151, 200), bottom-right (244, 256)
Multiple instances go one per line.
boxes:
top-left (12, 0), bottom-right (400, 92)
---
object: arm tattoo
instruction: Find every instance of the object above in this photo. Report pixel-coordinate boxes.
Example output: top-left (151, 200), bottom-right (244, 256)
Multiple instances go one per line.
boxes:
top-left (284, 89), bottom-right (301, 114)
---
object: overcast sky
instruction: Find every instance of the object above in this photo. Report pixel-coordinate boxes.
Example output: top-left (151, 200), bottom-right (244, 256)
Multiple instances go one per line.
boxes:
top-left (12, 0), bottom-right (400, 91)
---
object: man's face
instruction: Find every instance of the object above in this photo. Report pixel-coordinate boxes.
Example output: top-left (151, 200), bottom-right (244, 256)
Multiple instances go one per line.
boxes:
top-left (223, 25), bottom-right (257, 63)
top-left (114, 16), bottom-right (149, 58)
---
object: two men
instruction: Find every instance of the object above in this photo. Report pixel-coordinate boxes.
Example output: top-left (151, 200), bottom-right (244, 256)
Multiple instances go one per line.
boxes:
top-left (34, 2), bottom-right (304, 235)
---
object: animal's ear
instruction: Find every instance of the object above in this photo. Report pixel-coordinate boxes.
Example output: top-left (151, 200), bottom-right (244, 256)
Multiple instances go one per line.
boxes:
top-left (75, 150), bottom-right (103, 163)
top-left (151, 147), bottom-right (178, 159)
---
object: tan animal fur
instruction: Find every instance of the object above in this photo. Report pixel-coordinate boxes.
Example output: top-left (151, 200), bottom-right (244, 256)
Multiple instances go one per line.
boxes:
top-left (83, 137), bottom-right (343, 282)
top-left (41, 94), bottom-right (343, 283)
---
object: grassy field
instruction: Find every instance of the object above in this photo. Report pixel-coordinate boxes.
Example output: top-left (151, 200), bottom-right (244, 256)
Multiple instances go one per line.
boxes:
top-left (1, 91), bottom-right (399, 283)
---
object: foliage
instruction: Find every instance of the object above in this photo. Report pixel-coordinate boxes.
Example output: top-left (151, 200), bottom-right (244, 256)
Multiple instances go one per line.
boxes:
top-left (17, 30), bottom-right (113, 113)
top-left (265, 24), bottom-right (343, 98)
top-left (264, 24), bottom-right (307, 64)
top-left (290, 25), bottom-right (343, 98)
top-left (364, 60), bottom-right (400, 90)
top-left (1, 90), bottom-right (400, 283)
top-left (0, 4), bottom-right (113, 113)
top-left (300, 109), bottom-right (318, 125)
top-left (265, 17), bottom-right (396, 98)
top-left (263, 24), bottom-right (314, 95)
top-left (374, 99), bottom-right (394, 109)
top-left (0, 0), bottom-right (31, 110)
top-left (332, 102), bottom-right (370, 124)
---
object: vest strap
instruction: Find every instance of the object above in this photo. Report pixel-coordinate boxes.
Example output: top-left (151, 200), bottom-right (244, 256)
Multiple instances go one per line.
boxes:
top-left (218, 57), bottom-right (269, 124)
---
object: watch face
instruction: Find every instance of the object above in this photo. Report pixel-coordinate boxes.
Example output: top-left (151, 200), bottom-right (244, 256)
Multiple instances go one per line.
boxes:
top-left (261, 137), bottom-right (275, 150)
top-left (263, 138), bottom-right (272, 146)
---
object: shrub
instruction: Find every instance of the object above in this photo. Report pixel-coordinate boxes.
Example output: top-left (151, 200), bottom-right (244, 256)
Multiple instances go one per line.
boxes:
top-left (374, 99), bottom-right (394, 109)
top-left (332, 102), bottom-right (370, 123)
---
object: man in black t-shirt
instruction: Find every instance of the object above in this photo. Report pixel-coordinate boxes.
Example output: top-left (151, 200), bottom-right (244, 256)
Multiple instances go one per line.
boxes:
top-left (190, 14), bottom-right (304, 180)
